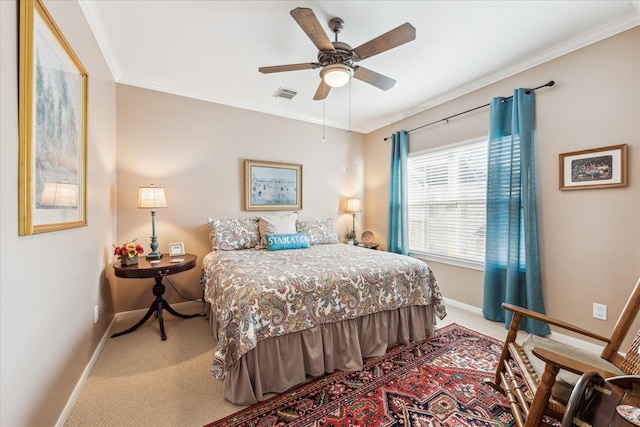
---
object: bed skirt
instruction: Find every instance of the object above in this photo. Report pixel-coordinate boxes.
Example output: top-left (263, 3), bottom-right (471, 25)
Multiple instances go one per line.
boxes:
top-left (209, 304), bottom-right (438, 405)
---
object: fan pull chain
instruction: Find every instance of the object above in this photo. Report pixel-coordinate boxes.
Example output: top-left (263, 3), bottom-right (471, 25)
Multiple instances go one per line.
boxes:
top-left (349, 79), bottom-right (352, 133)
top-left (322, 100), bottom-right (326, 143)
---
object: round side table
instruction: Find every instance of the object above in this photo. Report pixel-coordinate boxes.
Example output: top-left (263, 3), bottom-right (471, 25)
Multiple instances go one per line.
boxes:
top-left (112, 254), bottom-right (199, 341)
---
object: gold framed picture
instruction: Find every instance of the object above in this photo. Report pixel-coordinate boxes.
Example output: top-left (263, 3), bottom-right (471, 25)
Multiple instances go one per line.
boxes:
top-left (19, 0), bottom-right (89, 235)
top-left (559, 144), bottom-right (627, 190)
top-left (244, 160), bottom-right (303, 211)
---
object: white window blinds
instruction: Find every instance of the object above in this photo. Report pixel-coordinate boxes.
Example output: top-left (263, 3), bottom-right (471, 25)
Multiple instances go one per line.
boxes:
top-left (407, 139), bottom-right (487, 266)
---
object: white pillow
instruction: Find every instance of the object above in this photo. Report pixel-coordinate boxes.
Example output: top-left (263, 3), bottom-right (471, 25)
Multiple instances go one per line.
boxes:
top-left (259, 213), bottom-right (298, 245)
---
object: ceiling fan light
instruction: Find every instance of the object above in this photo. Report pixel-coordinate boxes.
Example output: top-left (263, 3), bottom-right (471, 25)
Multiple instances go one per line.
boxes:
top-left (321, 64), bottom-right (353, 88)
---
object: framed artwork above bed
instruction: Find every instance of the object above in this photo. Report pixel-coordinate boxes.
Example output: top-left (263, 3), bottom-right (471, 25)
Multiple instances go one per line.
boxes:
top-left (245, 159), bottom-right (302, 211)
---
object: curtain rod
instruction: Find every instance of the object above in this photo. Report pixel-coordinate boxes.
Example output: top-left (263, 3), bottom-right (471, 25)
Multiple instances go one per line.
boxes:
top-left (383, 80), bottom-right (555, 141)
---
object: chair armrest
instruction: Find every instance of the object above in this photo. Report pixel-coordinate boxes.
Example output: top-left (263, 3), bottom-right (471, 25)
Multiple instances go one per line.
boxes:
top-left (502, 303), bottom-right (610, 343)
top-left (531, 346), bottom-right (619, 378)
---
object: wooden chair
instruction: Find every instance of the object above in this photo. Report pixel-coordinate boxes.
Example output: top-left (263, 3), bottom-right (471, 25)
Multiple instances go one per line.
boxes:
top-left (487, 277), bottom-right (640, 427)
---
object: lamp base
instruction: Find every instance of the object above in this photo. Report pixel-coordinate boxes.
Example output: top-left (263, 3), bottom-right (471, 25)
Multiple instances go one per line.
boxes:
top-left (146, 252), bottom-right (162, 260)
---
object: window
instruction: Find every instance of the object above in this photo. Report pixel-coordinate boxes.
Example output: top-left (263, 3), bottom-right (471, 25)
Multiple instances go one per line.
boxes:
top-left (407, 139), bottom-right (487, 267)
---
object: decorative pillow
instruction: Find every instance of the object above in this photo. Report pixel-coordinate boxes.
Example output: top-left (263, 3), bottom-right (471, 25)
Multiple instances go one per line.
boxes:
top-left (208, 217), bottom-right (260, 251)
top-left (296, 219), bottom-right (338, 245)
top-left (265, 233), bottom-right (310, 251)
top-left (258, 213), bottom-right (298, 245)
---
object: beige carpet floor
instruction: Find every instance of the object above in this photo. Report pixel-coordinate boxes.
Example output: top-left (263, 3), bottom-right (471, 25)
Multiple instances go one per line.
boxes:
top-left (64, 301), bottom-right (517, 427)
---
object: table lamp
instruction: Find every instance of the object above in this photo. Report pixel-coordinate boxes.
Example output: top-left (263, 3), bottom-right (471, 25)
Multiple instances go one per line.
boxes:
top-left (346, 196), bottom-right (362, 243)
top-left (138, 185), bottom-right (166, 259)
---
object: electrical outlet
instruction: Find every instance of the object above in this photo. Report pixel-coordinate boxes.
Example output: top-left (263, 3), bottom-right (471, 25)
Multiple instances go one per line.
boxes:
top-left (593, 303), bottom-right (607, 320)
top-left (94, 305), bottom-right (99, 323)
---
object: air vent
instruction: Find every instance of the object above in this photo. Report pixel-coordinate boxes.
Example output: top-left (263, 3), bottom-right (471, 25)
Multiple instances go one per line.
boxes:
top-left (273, 87), bottom-right (297, 100)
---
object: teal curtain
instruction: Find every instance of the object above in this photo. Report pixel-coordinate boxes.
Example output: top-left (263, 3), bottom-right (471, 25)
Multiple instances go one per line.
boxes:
top-left (388, 130), bottom-right (409, 255)
top-left (482, 89), bottom-right (550, 335)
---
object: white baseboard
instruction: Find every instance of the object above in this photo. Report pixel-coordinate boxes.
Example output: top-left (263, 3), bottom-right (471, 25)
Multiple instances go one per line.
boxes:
top-left (443, 297), bottom-right (483, 316)
top-left (55, 316), bottom-right (117, 427)
top-left (55, 300), bottom-right (203, 427)
top-left (443, 297), bottom-right (605, 354)
top-left (115, 300), bottom-right (203, 320)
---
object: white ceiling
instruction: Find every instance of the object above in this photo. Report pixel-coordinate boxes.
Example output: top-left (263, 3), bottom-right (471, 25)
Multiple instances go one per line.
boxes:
top-left (80, 1), bottom-right (640, 133)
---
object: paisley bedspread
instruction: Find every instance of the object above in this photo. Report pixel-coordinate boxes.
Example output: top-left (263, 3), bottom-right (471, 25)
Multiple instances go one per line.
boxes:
top-left (202, 243), bottom-right (446, 380)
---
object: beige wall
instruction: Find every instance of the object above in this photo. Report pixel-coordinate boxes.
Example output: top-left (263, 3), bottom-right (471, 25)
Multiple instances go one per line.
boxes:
top-left (114, 85), bottom-right (365, 312)
top-left (0, 1), bottom-right (117, 426)
top-left (365, 27), bottom-right (640, 342)
top-left (1, 1), bottom-right (637, 424)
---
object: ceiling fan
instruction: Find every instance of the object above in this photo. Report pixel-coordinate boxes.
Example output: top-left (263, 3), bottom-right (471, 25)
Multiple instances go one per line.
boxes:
top-left (259, 7), bottom-right (416, 100)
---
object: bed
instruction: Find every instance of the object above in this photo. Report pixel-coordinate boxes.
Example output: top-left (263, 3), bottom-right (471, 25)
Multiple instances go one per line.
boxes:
top-left (202, 215), bottom-right (446, 404)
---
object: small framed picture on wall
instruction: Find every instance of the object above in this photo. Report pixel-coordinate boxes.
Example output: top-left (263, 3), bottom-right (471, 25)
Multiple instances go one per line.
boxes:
top-left (559, 144), bottom-right (627, 190)
top-left (168, 242), bottom-right (185, 257)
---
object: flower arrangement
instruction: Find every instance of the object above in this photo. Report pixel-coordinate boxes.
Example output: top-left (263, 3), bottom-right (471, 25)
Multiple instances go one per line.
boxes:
top-left (343, 229), bottom-right (357, 244)
top-left (113, 239), bottom-right (144, 265)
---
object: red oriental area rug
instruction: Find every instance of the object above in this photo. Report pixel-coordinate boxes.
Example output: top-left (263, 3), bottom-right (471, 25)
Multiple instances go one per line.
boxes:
top-left (206, 324), bottom-right (517, 427)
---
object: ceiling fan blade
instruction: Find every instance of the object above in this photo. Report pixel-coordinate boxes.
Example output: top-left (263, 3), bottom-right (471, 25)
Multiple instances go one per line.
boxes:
top-left (353, 22), bottom-right (416, 60)
top-left (290, 8), bottom-right (335, 52)
top-left (313, 80), bottom-right (331, 100)
top-left (259, 63), bottom-right (320, 74)
top-left (353, 67), bottom-right (396, 90)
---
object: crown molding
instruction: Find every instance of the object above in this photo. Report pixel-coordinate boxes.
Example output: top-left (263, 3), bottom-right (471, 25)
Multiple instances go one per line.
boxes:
top-left (78, 0), bottom-right (639, 134)
top-left (402, 14), bottom-right (640, 121)
top-left (78, 0), bottom-right (121, 80)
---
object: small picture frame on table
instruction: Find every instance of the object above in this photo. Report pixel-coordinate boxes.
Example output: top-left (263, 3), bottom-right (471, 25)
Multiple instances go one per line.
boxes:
top-left (168, 242), bottom-right (185, 257)
top-left (559, 144), bottom-right (628, 190)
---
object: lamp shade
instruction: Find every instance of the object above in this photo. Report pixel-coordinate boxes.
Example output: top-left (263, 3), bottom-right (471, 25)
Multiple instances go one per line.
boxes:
top-left (40, 182), bottom-right (78, 208)
top-left (138, 186), bottom-right (167, 209)
top-left (346, 197), bottom-right (362, 213)
top-left (320, 64), bottom-right (353, 88)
